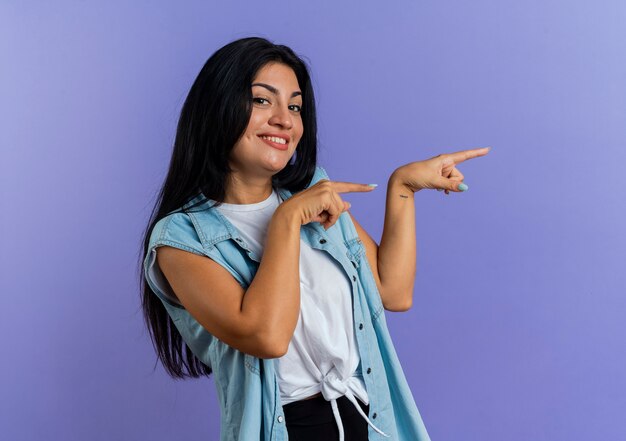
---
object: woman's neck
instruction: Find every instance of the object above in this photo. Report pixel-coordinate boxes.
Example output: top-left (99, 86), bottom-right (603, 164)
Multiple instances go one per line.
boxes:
top-left (223, 172), bottom-right (273, 204)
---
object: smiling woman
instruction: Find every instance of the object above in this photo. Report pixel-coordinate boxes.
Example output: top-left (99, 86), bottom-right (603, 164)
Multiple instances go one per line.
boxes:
top-left (138, 36), bottom-right (438, 441)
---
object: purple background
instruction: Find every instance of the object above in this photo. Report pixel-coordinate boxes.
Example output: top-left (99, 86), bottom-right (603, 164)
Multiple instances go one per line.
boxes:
top-left (2, 1), bottom-right (625, 440)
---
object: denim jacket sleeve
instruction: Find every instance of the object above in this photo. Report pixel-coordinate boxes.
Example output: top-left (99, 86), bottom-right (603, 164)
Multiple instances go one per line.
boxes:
top-left (144, 212), bottom-right (205, 307)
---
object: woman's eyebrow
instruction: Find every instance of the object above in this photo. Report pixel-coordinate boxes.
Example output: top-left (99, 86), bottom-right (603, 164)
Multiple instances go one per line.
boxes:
top-left (251, 83), bottom-right (302, 98)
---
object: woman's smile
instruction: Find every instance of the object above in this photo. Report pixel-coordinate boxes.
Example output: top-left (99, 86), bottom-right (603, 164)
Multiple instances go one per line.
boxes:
top-left (258, 134), bottom-right (290, 150)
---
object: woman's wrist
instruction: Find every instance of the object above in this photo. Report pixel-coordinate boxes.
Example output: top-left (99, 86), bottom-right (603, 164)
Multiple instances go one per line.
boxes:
top-left (274, 204), bottom-right (304, 229)
top-left (389, 169), bottom-right (419, 195)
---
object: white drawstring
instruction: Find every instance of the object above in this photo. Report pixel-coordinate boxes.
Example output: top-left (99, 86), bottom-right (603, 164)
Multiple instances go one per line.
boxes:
top-left (329, 399), bottom-right (345, 441)
top-left (320, 374), bottom-right (390, 441)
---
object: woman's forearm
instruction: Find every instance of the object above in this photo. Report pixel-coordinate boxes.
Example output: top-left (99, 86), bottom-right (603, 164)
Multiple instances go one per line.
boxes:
top-left (242, 207), bottom-right (302, 356)
top-left (377, 173), bottom-right (417, 311)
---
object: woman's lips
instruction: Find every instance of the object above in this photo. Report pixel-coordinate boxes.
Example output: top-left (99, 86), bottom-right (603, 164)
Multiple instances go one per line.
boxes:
top-left (258, 136), bottom-right (289, 151)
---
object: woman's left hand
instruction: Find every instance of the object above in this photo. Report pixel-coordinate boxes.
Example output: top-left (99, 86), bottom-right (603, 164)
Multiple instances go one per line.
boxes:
top-left (392, 147), bottom-right (491, 194)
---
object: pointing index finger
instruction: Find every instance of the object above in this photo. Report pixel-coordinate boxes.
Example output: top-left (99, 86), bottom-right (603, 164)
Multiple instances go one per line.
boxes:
top-left (330, 181), bottom-right (378, 193)
top-left (447, 146), bottom-right (491, 165)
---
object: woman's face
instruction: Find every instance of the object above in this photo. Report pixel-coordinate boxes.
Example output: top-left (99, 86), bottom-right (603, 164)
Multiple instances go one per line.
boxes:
top-left (229, 62), bottom-right (304, 178)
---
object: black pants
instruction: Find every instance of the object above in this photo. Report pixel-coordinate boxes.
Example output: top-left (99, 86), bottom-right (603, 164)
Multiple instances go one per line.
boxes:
top-left (283, 394), bottom-right (370, 440)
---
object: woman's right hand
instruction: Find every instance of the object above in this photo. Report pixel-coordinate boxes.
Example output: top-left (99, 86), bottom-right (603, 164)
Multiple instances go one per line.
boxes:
top-left (277, 179), bottom-right (376, 230)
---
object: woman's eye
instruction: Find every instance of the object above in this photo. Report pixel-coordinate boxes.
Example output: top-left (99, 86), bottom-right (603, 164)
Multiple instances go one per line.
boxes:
top-left (253, 97), bottom-right (300, 113)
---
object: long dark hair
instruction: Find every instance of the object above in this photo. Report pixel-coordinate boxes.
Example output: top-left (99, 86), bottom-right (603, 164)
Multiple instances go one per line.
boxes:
top-left (138, 37), bottom-right (318, 378)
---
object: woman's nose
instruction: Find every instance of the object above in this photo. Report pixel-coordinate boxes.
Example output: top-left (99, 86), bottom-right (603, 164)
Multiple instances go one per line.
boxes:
top-left (269, 106), bottom-right (293, 129)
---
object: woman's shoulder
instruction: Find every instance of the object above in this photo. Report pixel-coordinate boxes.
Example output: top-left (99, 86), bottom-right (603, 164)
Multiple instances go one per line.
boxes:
top-left (149, 211), bottom-right (205, 256)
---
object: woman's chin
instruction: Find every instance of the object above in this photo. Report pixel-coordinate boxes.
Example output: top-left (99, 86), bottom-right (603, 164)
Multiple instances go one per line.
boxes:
top-left (261, 158), bottom-right (290, 173)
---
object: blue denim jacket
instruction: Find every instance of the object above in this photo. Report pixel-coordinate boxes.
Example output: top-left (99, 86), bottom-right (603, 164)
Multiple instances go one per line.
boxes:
top-left (144, 166), bottom-right (431, 440)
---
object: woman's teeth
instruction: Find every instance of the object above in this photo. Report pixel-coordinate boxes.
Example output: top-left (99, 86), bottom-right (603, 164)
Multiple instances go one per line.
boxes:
top-left (260, 135), bottom-right (287, 145)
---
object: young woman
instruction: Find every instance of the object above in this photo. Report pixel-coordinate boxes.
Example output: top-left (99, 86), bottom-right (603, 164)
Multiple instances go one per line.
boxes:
top-left (139, 36), bottom-right (489, 441)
